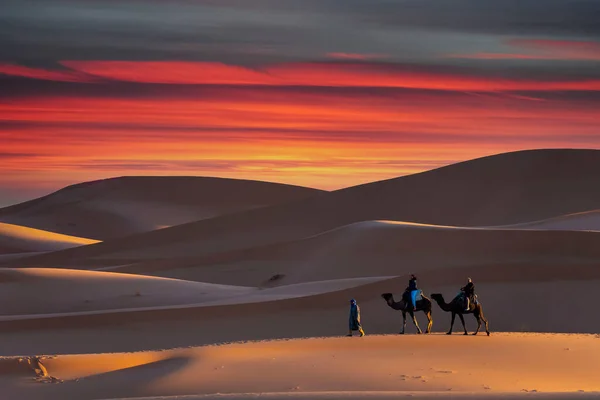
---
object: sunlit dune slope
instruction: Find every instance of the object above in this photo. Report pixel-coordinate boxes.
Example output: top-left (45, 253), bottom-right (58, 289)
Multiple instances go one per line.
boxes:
top-left (2, 335), bottom-right (599, 400)
top-left (0, 176), bottom-right (324, 240)
top-left (0, 222), bottom-right (98, 255)
top-left (13, 149), bottom-right (599, 267)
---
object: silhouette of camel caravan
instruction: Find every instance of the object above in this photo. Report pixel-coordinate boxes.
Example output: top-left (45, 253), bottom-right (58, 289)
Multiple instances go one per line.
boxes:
top-left (381, 291), bottom-right (490, 336)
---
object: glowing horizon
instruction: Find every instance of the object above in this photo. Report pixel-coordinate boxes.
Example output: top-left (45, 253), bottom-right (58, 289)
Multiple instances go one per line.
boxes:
top-left (1, 0), bottom-right (599, 206)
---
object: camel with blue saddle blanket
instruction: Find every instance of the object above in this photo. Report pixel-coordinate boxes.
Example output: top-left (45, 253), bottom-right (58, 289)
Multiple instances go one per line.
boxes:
top-left (381, 291), bottom-right (433, 334)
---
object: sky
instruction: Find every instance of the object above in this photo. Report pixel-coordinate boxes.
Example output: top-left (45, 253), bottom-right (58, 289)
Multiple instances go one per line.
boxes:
top-left (1, 0), bottom-right (599, 206)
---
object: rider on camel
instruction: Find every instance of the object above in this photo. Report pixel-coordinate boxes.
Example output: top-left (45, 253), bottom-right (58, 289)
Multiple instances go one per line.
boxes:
top-left (461, 277), bottom-right (475, 311)
top-left (407, 274), bottom-right (419, 312)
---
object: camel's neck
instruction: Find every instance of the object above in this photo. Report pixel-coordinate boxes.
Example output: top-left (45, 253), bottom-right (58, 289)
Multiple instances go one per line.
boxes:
top-left (434, 297), bottom-right (452, 312)
top-left (387, 297), bottom-right (406, 311)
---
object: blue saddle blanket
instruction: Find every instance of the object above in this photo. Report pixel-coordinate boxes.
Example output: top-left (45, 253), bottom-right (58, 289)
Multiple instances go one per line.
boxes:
top-left (404, 290), bottom-right (422, 302)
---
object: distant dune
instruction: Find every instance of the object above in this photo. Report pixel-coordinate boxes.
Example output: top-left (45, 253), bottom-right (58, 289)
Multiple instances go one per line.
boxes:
top-left (0, 268), bottom-right (252, 315)
top-left (0, 268), bottom-right (387, 316)
top-left (0, 222), bottom-right (98, 255)
top-left (0, 176), bottom-right (324, 240)
top-left (13, 149), bottom-right (598, 268)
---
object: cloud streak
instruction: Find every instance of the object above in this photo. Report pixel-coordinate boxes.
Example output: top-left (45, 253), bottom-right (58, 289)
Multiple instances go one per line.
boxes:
top-left (1, 61), bottom-right (598, 92)
top-left (448, 38), bottom-right (600, 61)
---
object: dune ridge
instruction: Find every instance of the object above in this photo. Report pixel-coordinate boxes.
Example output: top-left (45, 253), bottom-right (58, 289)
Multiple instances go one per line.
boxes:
top-left (496, 210), bottom-right (600, 231)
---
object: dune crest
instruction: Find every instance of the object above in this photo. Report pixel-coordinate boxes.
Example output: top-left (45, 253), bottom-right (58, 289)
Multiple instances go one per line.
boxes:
top-left (496, 210), bottom-right (600, 231)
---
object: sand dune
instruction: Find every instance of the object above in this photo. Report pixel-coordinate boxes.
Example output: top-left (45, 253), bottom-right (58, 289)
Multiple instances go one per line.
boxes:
top-left (0, 268), bottom-right (391, 317)
top-left (2, 335), bottom-right (599, 400)
top-left (498, 210), bottom-right (600, 231)
top-left (1, 270), bottom-right (599, 356)
top-left (0, 268), bottom-right (254, 315)
top-left (76, 220), bottom-right (600, 288)
top-left (0, 222), bottom-right (98, 255)
top-left (11, 149), bottom-right (599, 268)
top-left (0, 176), bottom-right (324, 240)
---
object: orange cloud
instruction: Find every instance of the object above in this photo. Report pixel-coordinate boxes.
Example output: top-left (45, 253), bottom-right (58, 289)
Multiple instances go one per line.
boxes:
top-left (1, 85), bottom-right (598, 195)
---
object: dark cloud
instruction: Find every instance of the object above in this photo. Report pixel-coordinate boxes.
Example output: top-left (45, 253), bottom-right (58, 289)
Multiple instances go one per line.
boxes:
top-left (2, 0), bottom-right (598, 66)
top-left (322, 0), bottom-right (600, 37)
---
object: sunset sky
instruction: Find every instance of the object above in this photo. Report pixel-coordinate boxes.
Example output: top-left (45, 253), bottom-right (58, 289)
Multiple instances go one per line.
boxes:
top-left (1, 0), bottom-right (599, 206)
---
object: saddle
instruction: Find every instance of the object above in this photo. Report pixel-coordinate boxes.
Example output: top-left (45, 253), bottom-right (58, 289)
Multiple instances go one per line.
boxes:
top-left (454, 292), bottom-right (478, 308)
top-left (402, 289), bottom-right (423, 303)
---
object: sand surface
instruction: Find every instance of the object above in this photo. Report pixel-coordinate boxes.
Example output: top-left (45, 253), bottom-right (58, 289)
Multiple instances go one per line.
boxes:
top-left (2, 334), bottom-right (599, 400)
top-left (1, 149), bottom-right (599, 400)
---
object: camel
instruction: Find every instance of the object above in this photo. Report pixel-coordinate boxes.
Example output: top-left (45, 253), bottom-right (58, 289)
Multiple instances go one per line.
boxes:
top-left (430, 293), bottom-right (490, 336)
top-left (381, 292), bottom-right (433, 334)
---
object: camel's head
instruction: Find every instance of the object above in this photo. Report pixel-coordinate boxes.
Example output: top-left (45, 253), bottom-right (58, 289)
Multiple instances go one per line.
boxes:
top-left (381, 293), bottom-right (393, 303)
top-left (430, 293), bottom-right (443, 302)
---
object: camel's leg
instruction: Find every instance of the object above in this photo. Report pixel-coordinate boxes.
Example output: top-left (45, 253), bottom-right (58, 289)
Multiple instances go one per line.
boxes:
top-left (458, 313), bottom-right (468, 335)
top-left (400, 311), bottom-right (406, 334)
top-left (425, 310), bottom-right (433, 334)
top-left (473, 312), bottom-right (481, 335)
top-left (479, 308), bottom-right (490, 336)
top-left (447, 312), bottom-right (456, 335)
top-left (411, 311), bottom-right (422, 334)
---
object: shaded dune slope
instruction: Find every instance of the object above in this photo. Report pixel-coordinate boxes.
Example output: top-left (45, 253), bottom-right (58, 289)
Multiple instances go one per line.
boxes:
top-left (0, 176), bottom-right (324, 240)
top-left (108, 220), bottom-right (600, 286)
top-left (11, 149), bottom-right (599, 268)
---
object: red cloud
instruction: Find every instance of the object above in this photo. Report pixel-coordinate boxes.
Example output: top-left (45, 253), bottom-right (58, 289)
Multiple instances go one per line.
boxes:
top-left (0, 64), bottom-right (94, 82)
top-left (62, 61), bottom-right (600, 91)
top-left (2, 60), bottom-right (599, 91)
